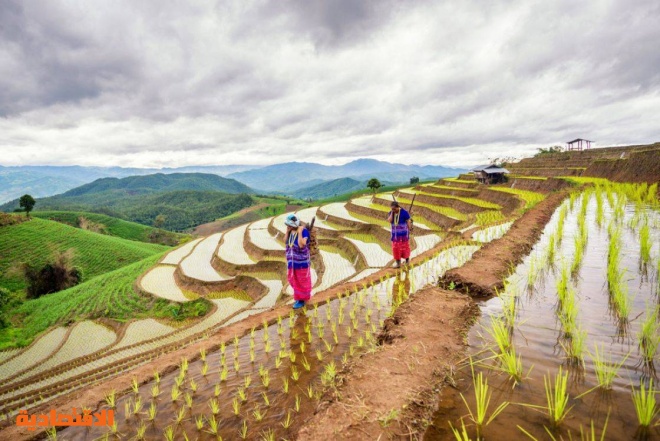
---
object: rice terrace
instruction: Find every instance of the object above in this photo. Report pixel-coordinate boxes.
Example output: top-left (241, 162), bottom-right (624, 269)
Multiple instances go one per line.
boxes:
top-left (0, 143), bottom-right (657, 440)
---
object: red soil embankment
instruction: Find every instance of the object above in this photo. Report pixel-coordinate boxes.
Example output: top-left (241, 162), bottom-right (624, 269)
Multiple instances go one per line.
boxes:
top-left (442, 189), bottom-right (569, 297)
top-left (298, 287), bottom-right (477, 441)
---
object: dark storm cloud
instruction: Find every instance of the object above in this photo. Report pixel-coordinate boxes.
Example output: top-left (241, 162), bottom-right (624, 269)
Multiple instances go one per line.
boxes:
top-left (0, 0), bottom-right (659, 168)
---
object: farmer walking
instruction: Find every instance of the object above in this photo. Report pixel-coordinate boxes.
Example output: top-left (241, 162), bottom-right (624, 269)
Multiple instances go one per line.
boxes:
top-left (387, 201), bottom-right (412, 268)
top-left (285, 214), bottom-right (312, 309)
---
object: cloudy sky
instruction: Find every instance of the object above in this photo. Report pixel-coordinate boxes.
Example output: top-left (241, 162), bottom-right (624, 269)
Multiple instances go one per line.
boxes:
top-left (1, 0), bottom-right (659, 168)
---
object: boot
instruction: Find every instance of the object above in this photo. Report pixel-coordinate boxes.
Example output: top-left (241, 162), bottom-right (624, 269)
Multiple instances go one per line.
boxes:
top-left (393, 259), bottom-right (401, 268)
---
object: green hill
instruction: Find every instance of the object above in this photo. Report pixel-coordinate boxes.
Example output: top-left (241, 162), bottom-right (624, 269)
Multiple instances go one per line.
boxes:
top-left (292, 178), bottom-right (366, 200)
top-left (32, 211), bottom-right (187, 246)
top-left (60, 172), bottom-right (253, 196)
top-left (2, 190), bottom-right (255, 231)
top-left (0, 217), bottom-right (169, 293)
top-left (0, 253), bottom-right (211, 349)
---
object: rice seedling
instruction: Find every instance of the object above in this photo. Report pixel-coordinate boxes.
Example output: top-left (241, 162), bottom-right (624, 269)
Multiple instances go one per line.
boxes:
top-left (321, 361), bottom-right (337, 387)
top-left (544, 366), bottom-right (572, 427)
top-left (294, 394), bottom-right (301, 412)
top-left (234, 358), bottom-right (241, 372)
top-left (214, 383), bottom-right (221, 397)
top-left (154, 371), bottom-right (160, 384)
top-left (449, 419), bottom-right (472, 441)
top-left (238, 420), bottom-right (249, 439)
top-left (174, 406), bottom-right (186, 424)
top-left (195, 415), bottom-right (204, 430)
top-left (261, 428), bottom-right (276, 441)
top-left (175, 373), bottom-right (185, 388)
top-left (459, 368), bottom-right (509, 438)
top-left (632, 379), bottom-right (660, 427)
top-left (147, 402), bottom-right (157, 421)
top-left (640, 223), bottom-right (651, 265)
top-left (244, 375), bottom-right (252, 388)
top-left (484, 315), bottom-right (511, 354)
top-left (306, 384), bottom-right (315, 399)
top-left (206, 416), bottom-right (219, 436)
top-left (261, 371), bottom-right (271, 388)
top-left (282, 409), bottom-right (294, 429)
top-left (562, 326), bottom-right (587, 367)
top-left (189, 378), bottom-right (197, 393)
top-left (253, 406), bottom-right (265, 422)
top-left (135, 421), bottom-right (147, 440)
top-left (171, 386), bottom-right (181, 402)
top-left (237, 386), bottom-right (247, 402)
top-left (131, 377), bottom-right (139, 394)
top-left (302, 356), bottom-right (311, 372)
top-left (104, 389), bottom-right (116, 408)
top-left (232, 397), bottom-right (241, 415)
top-left (262, 391), bottom-right (271, 407)
top-left (289, 351), bottom-right (297, 363)
top-left (589, 344), bottom-right (628, 390)
top-left (220, 366), bottom-right (229, 381)
top-left (200, 347), bottom-right (206, 361)
top-left (163, 425), bottom-right (175, 441)
top-left (497, 346), bottom-right (523, 384)
top-left (208, 398), bottom-right (220, 415)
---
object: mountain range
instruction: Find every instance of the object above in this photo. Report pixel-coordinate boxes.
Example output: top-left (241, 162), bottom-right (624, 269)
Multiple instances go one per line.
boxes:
top-left (0, 159), bottom-right (465, 204)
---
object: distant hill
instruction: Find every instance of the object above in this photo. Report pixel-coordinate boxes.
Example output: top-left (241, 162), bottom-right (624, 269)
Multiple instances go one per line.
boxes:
top-left (0, 216), bottom-right (168, 293)
top-left (228, 159), bottom-right (465, 192)
top-left (292, 178), bottom-right (377, 200)
top-left (1, 174), bottom-right (256, 231)
top-left (0, 165), bottom-right (256, 204)
top-left (32, 211), bottom-right (188, 246)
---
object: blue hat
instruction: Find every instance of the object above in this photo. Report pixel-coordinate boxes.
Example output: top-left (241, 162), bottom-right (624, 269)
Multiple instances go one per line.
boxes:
top-left (284, 214), bottom-right (300, 228)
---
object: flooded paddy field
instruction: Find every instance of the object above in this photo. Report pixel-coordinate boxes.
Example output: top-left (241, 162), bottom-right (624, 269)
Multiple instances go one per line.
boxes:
top-left (426, 183), bottom-right (660, 440)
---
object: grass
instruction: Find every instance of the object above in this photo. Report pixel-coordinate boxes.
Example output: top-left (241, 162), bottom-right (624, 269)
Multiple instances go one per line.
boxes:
top-left (489, 187), bottom-right (545, 210)
top-left (0, 217), bottom-right (169, 293)
top-left (0, 253), bottom-right (211, 349)
top-left (475, 210), bottom-right (506, 226)
top-left (413, 191), bottom-right (502, 209)
top-left (32, 210), bottom-right (188, 245)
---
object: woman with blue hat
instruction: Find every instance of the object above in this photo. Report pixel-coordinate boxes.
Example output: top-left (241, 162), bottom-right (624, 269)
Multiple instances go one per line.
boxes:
top-left (284, 213), bottom-right (311, 309)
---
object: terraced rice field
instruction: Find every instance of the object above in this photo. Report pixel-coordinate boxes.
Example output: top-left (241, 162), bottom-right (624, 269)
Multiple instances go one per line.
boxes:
top-left (0, 175), bottom-right (542, 433)
top-left (10, 321), bottom-right (116, 383)
top-left (0, 327), bottom-right (68, 381)
top-left (179, 233), bottom-right (228, 282)
top-left (160, 238), bottom-right (203, 265)
top-left (216, 223), bottom-right (254, 265)
top-left (472, 221), bottom-right (513, 243)
top-left (113, 319), bottom-right (175, 349)
top-left (316, 249), bottom-right (357, 292)
top-left (320, 202), bottom-right (368, 224)
top-left (295, 206), bottom-right (338, 230)
top-left (140, 265), bottom-right (190, 302)
top-left (249, 218), bottom-right (285, 251)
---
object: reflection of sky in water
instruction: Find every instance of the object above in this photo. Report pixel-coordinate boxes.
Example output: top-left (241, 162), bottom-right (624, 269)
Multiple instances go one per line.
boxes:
top-left (427, 191), bottom-right (660, 440)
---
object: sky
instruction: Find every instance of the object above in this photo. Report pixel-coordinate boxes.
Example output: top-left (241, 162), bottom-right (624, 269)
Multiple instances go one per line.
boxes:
top-left (0, 0), bottom-right (659, 168)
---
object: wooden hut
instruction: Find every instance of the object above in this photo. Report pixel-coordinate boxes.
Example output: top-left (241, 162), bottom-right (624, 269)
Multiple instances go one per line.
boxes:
top-left (567, 138), bottom-right (593, 151)
top-left (470, 164), bottom-right (509, 184)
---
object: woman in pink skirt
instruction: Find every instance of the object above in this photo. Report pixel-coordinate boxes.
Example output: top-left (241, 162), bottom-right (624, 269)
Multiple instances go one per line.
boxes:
top-left (284, 214), bottom-right (312, 309)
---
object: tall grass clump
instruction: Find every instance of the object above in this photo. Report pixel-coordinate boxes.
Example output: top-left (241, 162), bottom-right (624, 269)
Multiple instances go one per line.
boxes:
top-left (607, 224), bottom-right (631, 322)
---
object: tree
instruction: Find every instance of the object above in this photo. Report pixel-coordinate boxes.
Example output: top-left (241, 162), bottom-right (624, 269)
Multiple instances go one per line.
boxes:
top-left (23, 250), bottom-right (83, 299)
top-left (153, 214), bottom-right (167, 228)
top-left (410, 177), bottom-right (420, 185)
top-left (19, 194), bottom-right (36, 218)
top-left (367, 178), bottom-right (382, 195)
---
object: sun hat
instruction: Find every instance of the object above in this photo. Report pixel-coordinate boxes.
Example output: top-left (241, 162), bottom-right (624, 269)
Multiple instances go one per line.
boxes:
top-left (284, 214), bottom-right (300, 228)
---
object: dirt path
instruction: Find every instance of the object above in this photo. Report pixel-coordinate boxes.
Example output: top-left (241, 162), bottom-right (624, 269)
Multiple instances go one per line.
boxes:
top-left (443, 189), bottom-right (569, 297)
top-left (298, 287), bottom-right (477, 440)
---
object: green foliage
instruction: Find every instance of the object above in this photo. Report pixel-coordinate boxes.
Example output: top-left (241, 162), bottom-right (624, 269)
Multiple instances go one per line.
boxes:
top-left (367, 178), bottom-right (382, 194)
top-left (0, 217), bottom-right (167, 293)
top-left (534, 146), bottom-right (564, 156)
top-left (0, 253), bottom-right (211, 349)
top-left (410, 176), bottom-right (420, 184)
top-left (490, 187), bottom-right (545, 210)
top-left (19, 194), bottom-right (36, 217)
